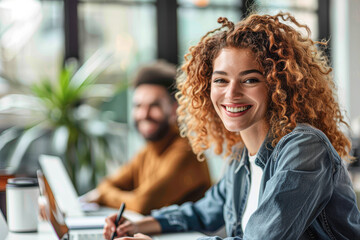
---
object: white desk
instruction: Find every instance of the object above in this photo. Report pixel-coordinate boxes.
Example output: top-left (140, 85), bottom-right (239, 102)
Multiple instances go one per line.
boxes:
top-left (5, 222), bottom-right (206, 240)
top-left (5, 221), bottom-right (58, 240)
top-left (5, 210), bottom-right (207, 240)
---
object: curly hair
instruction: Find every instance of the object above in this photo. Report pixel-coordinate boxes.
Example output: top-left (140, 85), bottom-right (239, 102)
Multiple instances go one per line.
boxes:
top-left (176, 12), bottom-right (351, 161)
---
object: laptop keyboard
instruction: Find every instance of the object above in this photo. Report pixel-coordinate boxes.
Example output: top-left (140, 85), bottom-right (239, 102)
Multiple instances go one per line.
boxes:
top-left (70, 233), bottom-right (104, 240)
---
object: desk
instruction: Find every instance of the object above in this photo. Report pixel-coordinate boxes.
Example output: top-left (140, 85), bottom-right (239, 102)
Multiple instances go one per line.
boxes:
top-left (5, 210), bottom-right (207, 240)
top-left (5, 222), bottom-right (207, 240)
top-left (5, 221), bottom-right (58, 240)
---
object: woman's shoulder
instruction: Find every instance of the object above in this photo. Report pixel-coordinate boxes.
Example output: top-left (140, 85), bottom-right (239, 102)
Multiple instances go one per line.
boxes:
top-left (280, 123), bottom-right (331, 145)
top-left (291, 123), bottom-right (326, 135)
top-left (275, 123), bottom-right (340, 162)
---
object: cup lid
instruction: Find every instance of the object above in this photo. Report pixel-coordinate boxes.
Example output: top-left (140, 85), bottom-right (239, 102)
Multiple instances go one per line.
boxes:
top-left (6, 177), bottom-right (38, 188)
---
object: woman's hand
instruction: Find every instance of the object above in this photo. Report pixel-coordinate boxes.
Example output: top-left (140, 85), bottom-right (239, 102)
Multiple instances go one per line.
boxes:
top-left (103, 213), bottom-right (138, 239)
top-left (103, 213), bottom-right (161, 240)
top-left (116, 233), bottom-right (152, 240)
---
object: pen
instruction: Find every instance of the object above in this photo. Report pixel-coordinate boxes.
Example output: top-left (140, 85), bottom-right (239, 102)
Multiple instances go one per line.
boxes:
top-left (110, 202), bottom-right (126, 240)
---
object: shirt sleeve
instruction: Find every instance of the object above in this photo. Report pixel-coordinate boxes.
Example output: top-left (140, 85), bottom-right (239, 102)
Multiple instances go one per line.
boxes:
top-left (96, 151), bottom-right (143, 206)
top-left (152, 177), bottom-right (226, 234)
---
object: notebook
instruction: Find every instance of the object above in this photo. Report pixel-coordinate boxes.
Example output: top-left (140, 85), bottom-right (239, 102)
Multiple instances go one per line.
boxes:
top-left (0, 210), bottom-right (8, 240)
top-left (37, 170), bottom-right (104, 240)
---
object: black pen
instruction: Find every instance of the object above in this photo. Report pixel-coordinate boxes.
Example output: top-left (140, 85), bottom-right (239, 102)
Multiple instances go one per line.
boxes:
top-left (110, 202), bottom-right (126, 240)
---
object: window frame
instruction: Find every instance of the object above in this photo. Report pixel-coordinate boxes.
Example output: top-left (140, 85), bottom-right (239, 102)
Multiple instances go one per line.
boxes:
top-left (60, 0), bottom-right (328, 65)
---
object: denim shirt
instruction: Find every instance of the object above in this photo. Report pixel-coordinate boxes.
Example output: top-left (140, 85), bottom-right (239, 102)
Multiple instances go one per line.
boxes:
top-left (152, 124), bottom-right (360, 239)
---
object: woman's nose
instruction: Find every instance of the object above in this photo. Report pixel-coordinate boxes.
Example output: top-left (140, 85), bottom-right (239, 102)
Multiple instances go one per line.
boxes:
top-left (225, 81), bottom-right (243, 99)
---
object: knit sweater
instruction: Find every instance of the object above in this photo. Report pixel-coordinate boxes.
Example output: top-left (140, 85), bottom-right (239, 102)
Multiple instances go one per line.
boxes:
top-left (96, 125), bottom-right (212, 215)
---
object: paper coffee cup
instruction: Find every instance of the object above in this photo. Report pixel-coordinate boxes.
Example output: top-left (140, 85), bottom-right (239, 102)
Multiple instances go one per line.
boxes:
top-left (6, 177), bottom-right (39, 232)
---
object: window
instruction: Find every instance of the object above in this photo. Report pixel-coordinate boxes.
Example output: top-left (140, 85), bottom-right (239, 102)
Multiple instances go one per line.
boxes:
top-left (177, 0), bottom-right (242, 64)
top-left (0, 0), bottom-right (63, 86)
top-left (0, 0), bottom-right (327, 86)
top-left (78, 1), bottom-right (157, 70)
top-left (256, 0), bottom-right (320, 40)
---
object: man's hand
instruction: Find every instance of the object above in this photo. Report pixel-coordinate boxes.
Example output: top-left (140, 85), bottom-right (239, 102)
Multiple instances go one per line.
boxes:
top-left (79, 189), bottom-right (100, 203)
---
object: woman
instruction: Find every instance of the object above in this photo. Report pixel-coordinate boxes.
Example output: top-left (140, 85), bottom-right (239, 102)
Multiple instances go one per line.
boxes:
top-left (103, 12), bottom-right (360, 240)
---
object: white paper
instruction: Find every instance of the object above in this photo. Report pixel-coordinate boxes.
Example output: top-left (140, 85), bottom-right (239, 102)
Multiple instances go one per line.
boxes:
top-left (65, 216), bottom-right (106, 230)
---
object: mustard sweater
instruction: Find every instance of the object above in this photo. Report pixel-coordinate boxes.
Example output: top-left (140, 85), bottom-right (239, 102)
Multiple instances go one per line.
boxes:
top-left (96, 126), bottom-right (212, 215)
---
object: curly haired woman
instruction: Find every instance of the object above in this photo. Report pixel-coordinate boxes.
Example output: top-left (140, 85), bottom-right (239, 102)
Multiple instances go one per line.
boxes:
top-left (103, 12), bottom-right (360, 240)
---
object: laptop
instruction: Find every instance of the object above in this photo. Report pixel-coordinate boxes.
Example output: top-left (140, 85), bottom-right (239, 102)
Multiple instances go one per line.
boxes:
top-left (0, 210), bottom-right (8, 240)
top-left (38, 155), bottom-right (143, 219)
top-left (37, 170), bottom-right (104, 240)
top-left (38, 155), bottom-right (86, 217)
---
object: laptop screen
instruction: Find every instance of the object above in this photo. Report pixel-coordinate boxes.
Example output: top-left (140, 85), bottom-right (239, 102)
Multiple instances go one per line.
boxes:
top-left (39, 155), bottom-right (84, 217)
top-left (37, 170), bottom-right (69, 239)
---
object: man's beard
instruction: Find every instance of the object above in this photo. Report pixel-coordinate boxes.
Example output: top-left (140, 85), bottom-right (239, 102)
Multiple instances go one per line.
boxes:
top-left (135, 117), bottom-right (171, 142)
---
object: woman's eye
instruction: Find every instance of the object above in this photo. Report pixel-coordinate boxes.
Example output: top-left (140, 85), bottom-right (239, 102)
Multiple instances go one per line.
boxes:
top-left (213, 78), bottom-right (226, 84)
top-left (243, 78), bottom-right (259, 84)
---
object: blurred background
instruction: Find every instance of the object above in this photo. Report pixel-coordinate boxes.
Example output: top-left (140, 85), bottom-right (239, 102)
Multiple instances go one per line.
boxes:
top-left (0, 0), bottom-right (359, 206)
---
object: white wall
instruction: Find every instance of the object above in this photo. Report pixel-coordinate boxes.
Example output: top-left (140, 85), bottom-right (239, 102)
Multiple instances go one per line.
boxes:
top-left (332, 0), bottom-right (360, 128)
top-left (348, 0), bottom-right (360, 125)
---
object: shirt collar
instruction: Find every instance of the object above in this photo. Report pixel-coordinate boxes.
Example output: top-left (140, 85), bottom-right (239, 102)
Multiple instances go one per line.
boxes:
top-left (234, 131), bottom-right (275, 170)
top-left (256, 133), bottom-right (274, 168)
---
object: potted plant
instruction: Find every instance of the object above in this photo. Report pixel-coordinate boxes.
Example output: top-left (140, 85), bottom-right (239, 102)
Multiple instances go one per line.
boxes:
top-left (0, 49), bottom-right (129, 194)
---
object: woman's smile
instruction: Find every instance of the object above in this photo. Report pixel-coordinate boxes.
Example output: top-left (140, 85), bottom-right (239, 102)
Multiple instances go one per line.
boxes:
top-left (222, 104), bottom-right (252, 116)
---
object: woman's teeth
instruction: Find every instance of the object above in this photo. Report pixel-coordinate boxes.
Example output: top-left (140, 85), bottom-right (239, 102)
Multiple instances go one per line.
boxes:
top-left (225, 106), bottom-right (250, 113)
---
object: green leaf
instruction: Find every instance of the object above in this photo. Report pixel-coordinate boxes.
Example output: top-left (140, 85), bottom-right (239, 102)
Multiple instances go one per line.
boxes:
top-left (6, 123), bottom-right (48, 173)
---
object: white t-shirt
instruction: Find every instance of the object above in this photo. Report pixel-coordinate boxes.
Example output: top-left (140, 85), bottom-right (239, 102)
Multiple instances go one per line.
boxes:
top-left (241, 153), bottom-right (263, 230)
